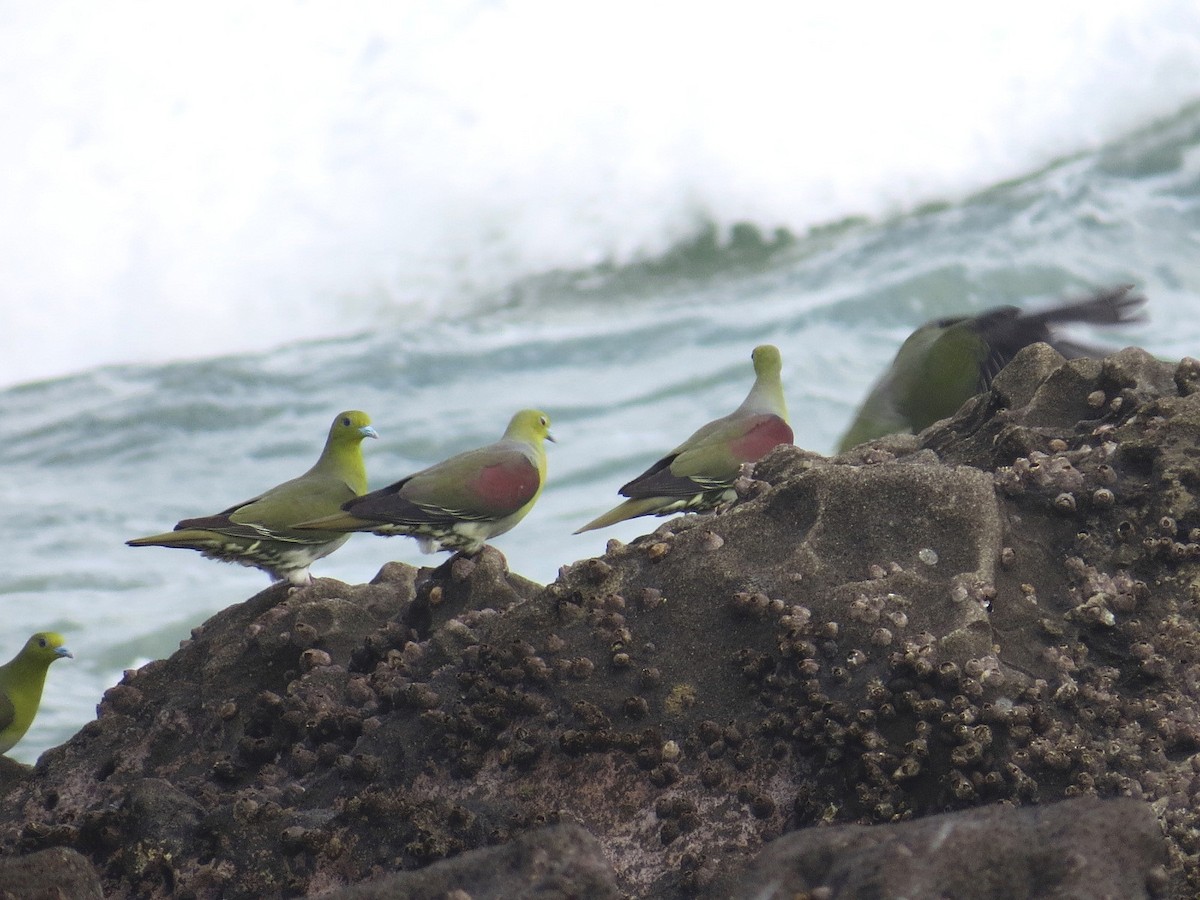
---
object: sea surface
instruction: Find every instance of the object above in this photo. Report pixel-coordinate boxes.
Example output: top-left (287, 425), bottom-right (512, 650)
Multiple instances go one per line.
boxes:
top-left (4, 1), bottom-right (1200, 762)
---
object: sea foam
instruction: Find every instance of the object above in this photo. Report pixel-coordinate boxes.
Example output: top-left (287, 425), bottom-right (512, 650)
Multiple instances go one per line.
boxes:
top-left (2, 0), bottom-right (1199, 386)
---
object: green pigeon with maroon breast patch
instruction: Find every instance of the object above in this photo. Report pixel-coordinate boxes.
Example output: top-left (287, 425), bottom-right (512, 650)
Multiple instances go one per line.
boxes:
top-left (576, 344), bottom-right (793, 533)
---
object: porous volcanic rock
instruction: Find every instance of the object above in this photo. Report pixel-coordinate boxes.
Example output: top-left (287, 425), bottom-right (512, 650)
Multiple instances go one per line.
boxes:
top-left (0, 345), bottom-right (1198, 898)
top-left (320, 822), bottom-right (619, 899)
top-left (708, 794), bottom-right (1167, 899)
top-left (0, 846), bottom-right (105, 899)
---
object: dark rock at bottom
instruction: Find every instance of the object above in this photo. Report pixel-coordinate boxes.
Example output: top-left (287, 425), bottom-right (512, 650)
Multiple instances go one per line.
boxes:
top-left (706, 795), bottom-right (1168, 900)
top-left (0, 847), bottom-right (105, 900)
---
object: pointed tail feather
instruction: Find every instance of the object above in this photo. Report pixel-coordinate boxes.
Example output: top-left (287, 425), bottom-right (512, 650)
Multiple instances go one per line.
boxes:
top-left (126, 529), bottom-right (221, 549)
top-left (1031, 284), bottom-right (1146, 327)
top-left (574, 497), bottom-right (672, 534)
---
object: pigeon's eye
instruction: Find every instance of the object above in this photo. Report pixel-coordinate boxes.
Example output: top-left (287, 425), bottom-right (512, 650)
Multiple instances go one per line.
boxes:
top-left (37, 638), bottom-right (47, 648)
top-left (342, 417), bottom-right (351, 427)
top-left (539, 416), bottom-right (548, 427)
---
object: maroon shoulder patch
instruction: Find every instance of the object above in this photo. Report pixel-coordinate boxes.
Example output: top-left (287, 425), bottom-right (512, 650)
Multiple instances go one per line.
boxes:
top-left (469, 458), bottom-right (539, 513)
top-left (729, 416), bottom-right (794, 463)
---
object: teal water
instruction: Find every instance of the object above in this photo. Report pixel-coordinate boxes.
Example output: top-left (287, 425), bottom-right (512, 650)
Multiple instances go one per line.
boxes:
top-left (4, 103), bottom-right (1200, 762)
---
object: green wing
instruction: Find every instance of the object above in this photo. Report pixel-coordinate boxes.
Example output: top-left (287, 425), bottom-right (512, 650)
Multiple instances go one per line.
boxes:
top-left (178, 470), bottom-right (360, 543)
top-left (0, 690), bottom-right (13, 734)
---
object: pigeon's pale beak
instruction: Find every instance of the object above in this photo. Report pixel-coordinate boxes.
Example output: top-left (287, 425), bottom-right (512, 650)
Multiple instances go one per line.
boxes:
top-left (361, 426), bottom-right (379, 440)
top-left (56, 647), bottom-right (73, 659)
top-left (546, 431), bottom-right (557, 443)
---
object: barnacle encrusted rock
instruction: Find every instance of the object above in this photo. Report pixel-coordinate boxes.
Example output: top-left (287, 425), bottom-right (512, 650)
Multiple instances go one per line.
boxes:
top-left (1, 344), bottom-right (1199, 898)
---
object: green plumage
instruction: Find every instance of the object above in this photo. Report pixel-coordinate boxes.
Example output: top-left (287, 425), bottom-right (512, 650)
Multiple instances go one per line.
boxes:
top-left (127, 410), bottom-right (378, 585)
top-left (0, 632), bottom-right (72, 755)
top-left (838, 285), bottom-right (1146, 451)
top-left (576, 344), bottom-right (794, 533)
top-left (297, 409), bottom-right (553, 554)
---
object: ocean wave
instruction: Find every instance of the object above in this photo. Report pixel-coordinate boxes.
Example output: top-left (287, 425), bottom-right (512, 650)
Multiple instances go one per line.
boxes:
top-left (3, 0), bottom-right (1200, 387)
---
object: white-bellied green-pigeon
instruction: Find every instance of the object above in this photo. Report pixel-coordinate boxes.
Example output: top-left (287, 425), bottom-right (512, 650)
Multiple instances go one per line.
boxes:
top-left (838, 285), bottom-right (1146, 451)
top-left (576, 344), bottom-right (793, 533)
top-left (0, 632), bottom-right (72, 755)
top-left (127, 410), bottom-right (378, 585)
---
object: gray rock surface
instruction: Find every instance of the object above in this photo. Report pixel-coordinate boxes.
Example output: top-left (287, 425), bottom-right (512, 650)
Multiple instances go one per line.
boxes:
top-left (322, 823), bottom-right (619, 899)
top-left (708, 795), bottom-right (1167, 900)
top-left (0, 847), bottom-right (105, 899)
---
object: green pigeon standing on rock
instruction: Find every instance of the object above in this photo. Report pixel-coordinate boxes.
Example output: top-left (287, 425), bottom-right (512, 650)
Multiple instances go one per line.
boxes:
top-left (576, 344), bottom-right (793, 533)
top-left (837, 284), bottom-right (1146, 452)
top-left (0, 632), bottom-right (72, 755)
top-left (297, 409), bottom-right (553, 554)
top-left (127, 410), bottom-right (378, 585)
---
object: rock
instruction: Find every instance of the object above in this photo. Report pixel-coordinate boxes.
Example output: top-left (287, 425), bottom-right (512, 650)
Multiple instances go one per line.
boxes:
top-left (0, 847), bottom-right (104, 899)
top-left (1, 346), bottom-right (1200, 898)
top-left (0, 757), bottom-right (28, 798)
top-left (321, 823), bottom-right (619, 899)
top-left (709, 795), bottom-right (1167, 899)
